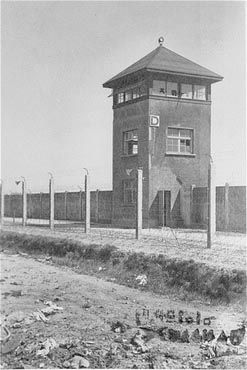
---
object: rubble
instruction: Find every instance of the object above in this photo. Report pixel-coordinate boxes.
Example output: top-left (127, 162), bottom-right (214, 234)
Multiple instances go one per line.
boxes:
top-left (135, 275), bottom-right (147, 286)
top-left (131, 330), bottom-right (149, 353)
top-left (111, 321), bottom-right (127, 333)
top-left (64, 355), bottom-right (90, 369)
top-left (36, 338), bottom-right (58, 357)
top-left (32, 310), bottom-right (49, 323)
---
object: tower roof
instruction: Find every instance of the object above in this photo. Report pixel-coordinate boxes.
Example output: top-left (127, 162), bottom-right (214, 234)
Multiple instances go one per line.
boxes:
top-left (103, 44), bottom-right (223, 88)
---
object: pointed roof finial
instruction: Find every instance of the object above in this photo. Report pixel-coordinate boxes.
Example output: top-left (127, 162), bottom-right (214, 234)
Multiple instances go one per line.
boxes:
top-left (158, 36), bottom-right (164, 46)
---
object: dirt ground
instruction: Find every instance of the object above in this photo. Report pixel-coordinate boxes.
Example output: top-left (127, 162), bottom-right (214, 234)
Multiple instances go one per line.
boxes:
top-left (2, 221), bottom-right (246, 271)
top-left (0, 250), bottom-right (246, 369)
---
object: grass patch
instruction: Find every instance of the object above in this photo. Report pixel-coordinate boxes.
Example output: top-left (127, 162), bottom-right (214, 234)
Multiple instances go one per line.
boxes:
top-left (0, 231), bottom-right (246, 304)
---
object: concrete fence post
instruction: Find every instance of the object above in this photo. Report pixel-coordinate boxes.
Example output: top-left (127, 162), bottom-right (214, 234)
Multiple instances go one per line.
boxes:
top-left (79, 190), bottom-right (83, 221)
top-left (95, 189), bottom-right (99, 223)
top-left (64, 191), bottom-right (67, 221)
top-left (0, 180), bottom-right (4, 227)
top-left (49, 174), bottom-right (54, 230)
top-left (22, 178), bottom-right (27, 227)
top-left (190, 184), bottom-right (195, 227)
top-left (207, 164), bottom-right (211, 249)
top-left (207, 161), bottom-right (216, 248)
top-left (224, 182), bottom-right (229, 231)
top-left (84, 173), bottom-right (90, 233)
top-left (136, 168), bottom-right (143, 240)
top-left (39, 192), bottom-right (42, 221)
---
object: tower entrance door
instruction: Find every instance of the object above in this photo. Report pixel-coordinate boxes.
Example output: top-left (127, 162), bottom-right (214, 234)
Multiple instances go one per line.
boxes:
top-left (158, 190), bottom-right (171, 227)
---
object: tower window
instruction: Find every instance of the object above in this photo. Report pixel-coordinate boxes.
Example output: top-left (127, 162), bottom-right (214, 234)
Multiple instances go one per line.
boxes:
top-left (194, 85), bottom-right (206, 100)
top-left (125, 90), bottom-right (132, 102)
top-left (132, 88), bottom-right (140, 99)
top-left (153, 80), bottom-right (166, 96)
top-left (123, 179), bottom-right (136, 204)
top-left (181, 84), bottom-right (193, 99)
top-left (123, 130), bottom-right (138, 155)
top-left (167, 127), bottom-right (193, 154)
top-left (167, 82), bottom-right (178, 97)
top-left (117, 92), bottom-right (125, 104)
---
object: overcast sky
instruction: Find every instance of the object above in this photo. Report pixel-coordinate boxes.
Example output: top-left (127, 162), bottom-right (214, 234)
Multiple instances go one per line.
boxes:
top-left (1, 0), bottom-right (246, 193)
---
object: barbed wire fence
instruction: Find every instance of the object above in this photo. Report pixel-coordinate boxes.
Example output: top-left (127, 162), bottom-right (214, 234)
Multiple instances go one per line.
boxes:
top-left (0, 168), bottom-right (246, 254)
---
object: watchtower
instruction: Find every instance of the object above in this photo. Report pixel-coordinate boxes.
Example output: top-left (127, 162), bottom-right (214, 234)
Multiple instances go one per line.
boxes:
top-left (103, 37), bottom-right (223, 228)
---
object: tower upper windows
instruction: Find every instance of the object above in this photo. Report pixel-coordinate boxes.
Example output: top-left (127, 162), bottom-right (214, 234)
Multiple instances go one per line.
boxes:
top-left (152, 80), bottom-right (207, 101)
top-left (113, 80), bottom-right (208, 107)
top-left (167, 82), bottom-right (178, 97)
top-left (114, 83), bottom-right (147, 107)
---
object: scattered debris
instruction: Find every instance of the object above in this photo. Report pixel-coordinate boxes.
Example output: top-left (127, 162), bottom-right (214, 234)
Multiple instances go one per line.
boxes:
top-left (136, 275), bottom-right (147, 286)
top-left (131, 330), bottom-right (149, 353)
top-left (40, 301), bottom-right (63, 316)
top-left (36, 338), bottom-right (58, 357)
top-left (200, 338), bottom-right (246, 359)
top-left (32, 310), bottom-right (49, 323)
top-left (64, 355), bottom-right (90, 369)
top-left (111, 321), bottom-right (127, 333)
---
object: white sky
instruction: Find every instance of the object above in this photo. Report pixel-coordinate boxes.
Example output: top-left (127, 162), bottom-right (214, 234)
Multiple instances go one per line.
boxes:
top-left (1, 0), bottom-right (246, 193)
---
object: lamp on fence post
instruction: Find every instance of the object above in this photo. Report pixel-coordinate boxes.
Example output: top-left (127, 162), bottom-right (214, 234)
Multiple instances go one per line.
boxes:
top-left (0, 179), bottom-right (4, 227)
top-left (15, 177), bottom-right (27, 227)
top-left (136, 168), bottom-right (143, 240)
top-left (83, 168), bottom-right (90, 233)
top-left (48, 172), bottom-right (54, 231)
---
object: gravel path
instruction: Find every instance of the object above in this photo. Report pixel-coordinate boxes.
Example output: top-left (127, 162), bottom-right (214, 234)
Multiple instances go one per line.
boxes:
top-left (1, 222), bottom-right (246, 271)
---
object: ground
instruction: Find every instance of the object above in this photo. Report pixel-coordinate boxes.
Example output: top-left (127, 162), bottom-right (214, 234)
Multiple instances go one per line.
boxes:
top-left (0, 248), bottom-right (246, 369)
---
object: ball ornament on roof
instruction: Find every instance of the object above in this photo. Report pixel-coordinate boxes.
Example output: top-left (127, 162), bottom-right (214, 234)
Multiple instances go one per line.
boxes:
top-left (158, 37), bottom-right (164, 46)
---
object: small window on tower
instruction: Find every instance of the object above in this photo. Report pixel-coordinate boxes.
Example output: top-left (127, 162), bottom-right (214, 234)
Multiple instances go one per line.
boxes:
top-left (194, 85), bottom-right (206, 100)
top-left (181, 84), bottom-right (193, 99)
top-left (153, 80), bottom-right (166, 96)
top-left (125, 91), bottom-right (132, 102)
top-left (132, 88), bottom-right (140, 100)
top-left (117, 92), bottom-right (125, 104)
top-left (123, 130), bottom-right (138, 156)
top-left (167, 82), bottom-right (178, 97)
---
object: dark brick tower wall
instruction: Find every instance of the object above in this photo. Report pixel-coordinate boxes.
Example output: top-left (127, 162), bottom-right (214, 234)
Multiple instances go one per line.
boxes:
top-left (148, 95), bottom-right (211, 227)
top-left (112, 99), bottom-right (150, 227)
